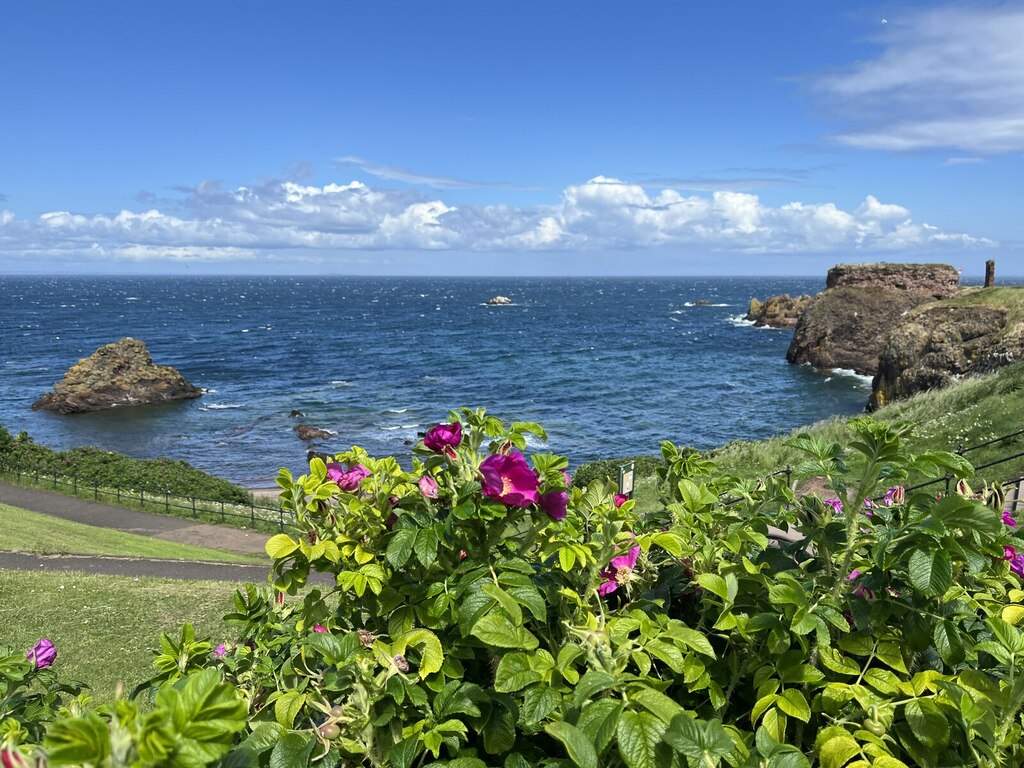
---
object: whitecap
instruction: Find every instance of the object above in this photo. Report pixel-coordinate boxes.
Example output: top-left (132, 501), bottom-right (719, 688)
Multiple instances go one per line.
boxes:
top-left (125, 297), bottom-right (139, 301)
top-left (202, 403), bottom-right (245, 410)
top-left (830, 368), bottom-right (874, 385)
top-left (385, 408), bottom-right (410, 414)
top-left (380, 424), bottom-right (420, 431)
top-left (201, 387), bottom-right (218, 394)
top-left (669, 317), bottom-right (680, 323)
top-left (670, 309), bottom-right (684, 315)
top-left (240, 329), bottom-right (250, 333)
top-left (330, 380), bottom-right (354, 387)
top-left (726, 314), bottom-right (757, 327)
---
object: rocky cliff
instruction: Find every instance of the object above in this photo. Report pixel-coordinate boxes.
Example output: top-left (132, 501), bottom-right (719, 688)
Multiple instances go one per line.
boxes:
top-left (787, 263), bottom-right (961, 376)
top-left (32, 338), bottom-right (202, 414)
top-left (868, 288), bottom-right (1024, 410)
top-left (745, 294), bottom-right (812, 328)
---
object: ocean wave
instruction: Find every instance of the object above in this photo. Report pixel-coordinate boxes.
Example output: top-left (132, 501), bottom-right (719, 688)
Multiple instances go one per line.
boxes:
top-left (684, 302), bottom-right (731, 307)
top-left (830, 368), bottom-right (874, 385)
top-left (670, 309), bottom-right (684, 315)
top-left (202, 403), bottom-right (245, 410)
top-left (201, 387), bottom-right (218, 394)
top-left (385, 408), bottom-right (410, 414)
top-left (330, 380), bottom-right (354, 387)
top-left (380, 424), bottom-right (420, 431)
top-left (726, 314), bottom-right (757, 327)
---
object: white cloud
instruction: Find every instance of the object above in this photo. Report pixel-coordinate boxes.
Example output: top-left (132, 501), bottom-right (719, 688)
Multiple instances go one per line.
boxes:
top-left (0, 175), bottom-right (993, 264)
top-left (811, 6), bottom-right (1024, 153)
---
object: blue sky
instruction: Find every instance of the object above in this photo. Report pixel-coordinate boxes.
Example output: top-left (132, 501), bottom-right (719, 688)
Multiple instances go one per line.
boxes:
top-left (1, 1), bottom-right (1022, 275)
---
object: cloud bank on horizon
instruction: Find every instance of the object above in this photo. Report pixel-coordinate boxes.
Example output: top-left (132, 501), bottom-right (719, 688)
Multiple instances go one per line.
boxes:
top-left (0, 176), bottom-right (994, 267)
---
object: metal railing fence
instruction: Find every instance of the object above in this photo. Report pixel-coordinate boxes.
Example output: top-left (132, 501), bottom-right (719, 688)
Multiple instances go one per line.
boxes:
top-left (0, 461), bottom-right (293, 531)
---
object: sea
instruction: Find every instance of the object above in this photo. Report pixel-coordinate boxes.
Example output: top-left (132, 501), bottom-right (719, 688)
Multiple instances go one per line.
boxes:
top-left (0, 276), bottom-right (875, 486)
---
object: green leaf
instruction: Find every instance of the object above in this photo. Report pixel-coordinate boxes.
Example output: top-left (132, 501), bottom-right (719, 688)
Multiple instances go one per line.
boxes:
top-left (907, 549), bottom-right (952, 596)
top-left (386, 529), bottom-right (417, 569)
top-left (265, 534), bottom-right (298, 559)
top-left (933, 620), bottom-right (965, 666)
top-left (521, 685), bottom-right (561, 723)
top-left (414, 528), bottom-right (439, 567)
top-left (482, 582), bottom-right (523, 625)
top-left (904, 699), bottom-right (950, 750)
top-left (989, 617), bottom-right (1024, 654)
top-left (44, 713), bottom-right (111, 766)
top-left (576, 699), bottom-right (622, 754)
top-left (663, 714), bottom-right (735, 764)
top-left (493, 652), bottom-right (543, 692)
top-left (817, 733), bottom-right (860, 768)
top-left (545, 721), bottom-right (598, 768)
top-left (671, 626), bottom-right (716, 658)
top-left (471, 612), bottom-right (539, 650)
top-left (616, 710), bottom-right (668, 768)
top-left (268, 733), bottom-right (315, 768)
top-left (572, 669), bottom-right (618, 707)
top-left (775, 689), bottom-right (811, 723)
top-left (482, 700), bottom-right (517, 754)
top-left (696, 573), bottom-right (730, 601)
top-left (158, 668), bottom-right (248, 765)
top-left (393, 629), bottom-right (444, 678)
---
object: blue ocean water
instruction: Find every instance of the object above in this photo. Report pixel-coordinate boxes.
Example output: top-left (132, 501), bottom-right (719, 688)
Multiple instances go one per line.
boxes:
top-left (0, 276), bottom-right (873, 485)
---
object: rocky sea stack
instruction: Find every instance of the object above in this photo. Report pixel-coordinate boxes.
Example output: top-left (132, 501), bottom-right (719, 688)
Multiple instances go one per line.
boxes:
top-left (32, 338), bottom-right (202, 414)
top-left (745, 293), bottom-right (812, 328)
top-left (786, 263), bottom-right (960, 376)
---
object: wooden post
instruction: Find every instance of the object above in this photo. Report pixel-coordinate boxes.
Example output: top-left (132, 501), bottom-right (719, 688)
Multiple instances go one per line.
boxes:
top-left (985, 260), bottom-right (996, 288)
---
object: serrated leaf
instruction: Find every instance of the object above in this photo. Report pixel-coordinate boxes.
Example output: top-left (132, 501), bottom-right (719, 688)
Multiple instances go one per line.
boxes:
top-left (907, 549), bottom-right (952, 596)
top-left (386, 529), bottom-right (416, 569)
top-left (904, 699), bottom-right (949, 750)
top-left (493, 652), bottom-right (543, 692)
top-left (616, 710), bottom-right (667, 768)
top-left (577, 699), bottom-right (622, 754)
top-left (545, 721), bottom-right (598, 768)
top-left (471, 612), bottom-right (539, 650)
top-left (265, 534), bottom-right (298, 560)
top-left (44, 713), bottom-right (111, 766)
top-left (776, 689), bottom-right (810, 722)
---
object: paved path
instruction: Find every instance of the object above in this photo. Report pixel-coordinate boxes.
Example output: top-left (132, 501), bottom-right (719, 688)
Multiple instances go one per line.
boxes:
top-left (0, 481), bottom-right (269, 556)
top-left (0, 551), bottom-right (274, 581)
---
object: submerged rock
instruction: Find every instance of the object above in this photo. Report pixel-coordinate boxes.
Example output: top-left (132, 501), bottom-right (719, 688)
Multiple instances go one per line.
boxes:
top-left (745, 294), bottom-right (812, 328)
top-left (787, 263), bottom-right (960, 376)
top-left (868, 294), bottom-right (1023, 409)
top-left (32, 338), bottom-right (202, 415)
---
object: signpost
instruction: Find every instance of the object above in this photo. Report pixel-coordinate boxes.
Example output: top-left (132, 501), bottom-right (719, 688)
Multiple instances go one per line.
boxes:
top-left (618, 461), bottom-right (635, 499)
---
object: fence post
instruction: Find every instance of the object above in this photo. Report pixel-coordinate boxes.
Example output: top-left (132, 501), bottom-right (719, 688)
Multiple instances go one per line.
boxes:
top-left (192, 496), bottom-right (196, 517)
top-left (785, 465), bottom-right (792, 488)
top-left (944, 473), bottom-right (952, 494)
top-left (165, 492), bottom-right (169, 513)
top-left (94, 481), bottom-right (98, 501)
top-left (250, 505), bottom-right (255, 525)
top-left (220, 500), bottom-right (225, 523)
top-left (140, 488), bottom-right (144, 507)
top-left (73, 473), bottom-right (77, 494)
top-left (278, 508), bottom-right (284, 531)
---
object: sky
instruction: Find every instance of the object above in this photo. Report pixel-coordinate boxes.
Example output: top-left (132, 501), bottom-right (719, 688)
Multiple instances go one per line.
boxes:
top-left (1, 1), bottom-right (1022, 276)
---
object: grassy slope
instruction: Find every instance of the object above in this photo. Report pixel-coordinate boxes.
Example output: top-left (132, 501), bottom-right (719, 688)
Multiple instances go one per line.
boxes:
top-left (0, 502), bottom-right (264, 563)
top-left (1, 570), bottom-right (237, 702)
top-left (711, 361), bottom-right (1024, 486)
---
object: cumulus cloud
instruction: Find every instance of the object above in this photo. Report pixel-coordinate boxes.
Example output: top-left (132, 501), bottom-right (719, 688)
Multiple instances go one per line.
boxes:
top-left (0, 176), bottom-right (993, 264)
top-left (811, 5), bottom-right (1024, 153)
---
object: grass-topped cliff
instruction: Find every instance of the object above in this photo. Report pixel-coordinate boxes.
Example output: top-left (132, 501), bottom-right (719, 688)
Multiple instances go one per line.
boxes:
top-left (579, 360), bottom-right (1024, 503)
top-left (869, 285), bottom-right (1024, 409)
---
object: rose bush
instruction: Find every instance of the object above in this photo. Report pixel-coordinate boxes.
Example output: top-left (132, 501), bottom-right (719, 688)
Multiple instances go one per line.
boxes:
top-left (14, 408), bottom-right (1024, 768)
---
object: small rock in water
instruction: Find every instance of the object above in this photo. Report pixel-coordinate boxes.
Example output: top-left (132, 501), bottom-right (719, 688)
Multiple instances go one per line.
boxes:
top-left (294, 424), bottom-right (333, 441)
top-left (290, 409), bottom-right (305, 418)
top-left (486, 295), bottom-right (513, 305)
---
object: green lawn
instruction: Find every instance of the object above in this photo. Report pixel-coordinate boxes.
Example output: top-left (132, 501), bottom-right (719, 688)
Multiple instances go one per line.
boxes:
top-left (0, 502), bottom-right (264, 563)
top-left (0, 570), bottom-right (239, 702)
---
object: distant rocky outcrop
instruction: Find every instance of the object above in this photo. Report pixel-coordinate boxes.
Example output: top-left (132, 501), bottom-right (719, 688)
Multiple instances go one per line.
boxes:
top-left (486, 296), bottom-right (513, 305)
top-left (745, 294), bottom-right (813, 329)
top-left (868, 293), bottom-right (1024, 410)
top-left (787, 263), bottom-right (960, 376)
top-left (32, 338), bottom-right (202, 415)
top-left (294, 424), bottom-right (333, 441)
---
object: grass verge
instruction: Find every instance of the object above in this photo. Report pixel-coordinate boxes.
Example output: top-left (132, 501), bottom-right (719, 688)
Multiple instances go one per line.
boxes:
top-left (0, 570), bottom-right (239, 702)
top-left (0, 502), bottom-right (264, 563)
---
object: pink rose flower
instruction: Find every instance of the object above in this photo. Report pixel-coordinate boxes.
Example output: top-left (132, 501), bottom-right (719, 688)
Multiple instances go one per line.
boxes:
top-left (598, 543), bottom-right (640, 597)
top-left (327, 463), bottom-right (371, 491)
top-left (419, 475), bottom-right (439, 499)
top-left (614, 494), bottom-right (628, 508)
top-left (480, 451), bottom-right (540, 507)
top-left (539, 490), bottom-right (568, 521)
top-left (213, 643), bottom-right (227, 659)
top-left (26, 638), bottom-right (56, 669)
top-left (313, 624), bottom-right (328, 633)
top-left (424, 422), bottom-right (462, 456)
top-left (883, 486), bottom-right (905, 507)
top-left (824, 498), bottom-right (843, 514)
